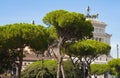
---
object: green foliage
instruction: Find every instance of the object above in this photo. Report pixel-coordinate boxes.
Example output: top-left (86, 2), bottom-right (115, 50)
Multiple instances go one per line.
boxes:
top-left (0, 23), bottom-right (49, 74)
top-left (43, 10), bottom-right (68, 27)
top-left (43, 10), bottom-right (94, 78)
top-left (43, 10), bottom-right (94, 40)
top-left (46, 26), bottom-right (58, 45)
top-left (64, 40), bottom-right (111, 57)
top-left (21, 60), bottom-right (74, 78)
top-left (0, 48), bottom-right (19, 74)
top-left (91, 59), bottom-right (120, 77)
top-left (21, 60), bottom-right (57, 78)
top-left (0, 50), bottom-right (12, 74)
top-left (0, 23), bottom-right (49, 51)
top-left (108, 58), bottom-right (120, 76)
top-left (63, 60), bottom-right (74, 78)
top-left (62, 40), bottom-right (111, 77)
top-left (91, 64), bottom-right (110, 75)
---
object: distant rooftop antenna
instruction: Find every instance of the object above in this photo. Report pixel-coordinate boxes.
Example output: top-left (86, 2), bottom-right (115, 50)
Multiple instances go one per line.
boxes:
top-left (117, 44), bottom-right (119, 58)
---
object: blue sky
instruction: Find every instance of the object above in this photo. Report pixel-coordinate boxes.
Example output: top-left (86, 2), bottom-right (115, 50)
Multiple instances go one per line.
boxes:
top-left (0, 0), bottom-right (120, 58)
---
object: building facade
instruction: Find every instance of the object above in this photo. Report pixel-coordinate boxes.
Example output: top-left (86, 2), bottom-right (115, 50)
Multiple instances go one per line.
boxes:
top-left (91, 18), bottom-right (111, 45)
top-left (86, 6), bottom-right (112, 64)
top-left (89, 18), bottom-right (112, 64)
top-left (86, 6), bottom-right (114, 78)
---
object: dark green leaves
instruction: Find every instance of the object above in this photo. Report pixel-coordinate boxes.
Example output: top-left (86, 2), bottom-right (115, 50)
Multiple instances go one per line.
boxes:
top-left (64, 40), bottom-right (111, 57)
top-left (0, 23), bottom-right (49, 74)
top-left (0, 23), bottom-right (49, 51)
top-left (43, 10), bottom-right (94, 40)
top-left (91, 64), bottom-right (110, 75)
top-left (108, 58), bottom-right (120, 75)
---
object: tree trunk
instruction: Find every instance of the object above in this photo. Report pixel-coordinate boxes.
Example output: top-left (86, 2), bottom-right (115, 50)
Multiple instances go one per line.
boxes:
top-left (56, 37), bottom-right (65, 78)
top-left (87, 64), bottom-right (91, 78)
top-left (18, 48), bottom-right (24, 78)
top-left (73, 68), bottom-right (80, 78)
top-left (57, 53), bottom-right (62, 78)
top-left (18, 60), bottom-right (22, 78)
top-left (69, 57), bottom-right (79, 78)
top-left (61, 64), bottom-right (65, 78)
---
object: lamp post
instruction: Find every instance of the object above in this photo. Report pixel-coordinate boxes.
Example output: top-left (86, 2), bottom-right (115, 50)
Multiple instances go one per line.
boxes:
top-left (36, 51), bottom-right (44, 78)
top-left (117, 44), bottom-right (119, 58)
top-left (83, 65), bottom-right (85, 78)
top-left (83, 63), bottom-right (86, 78)
top-left (41, 51), bottom-right (44, 78)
